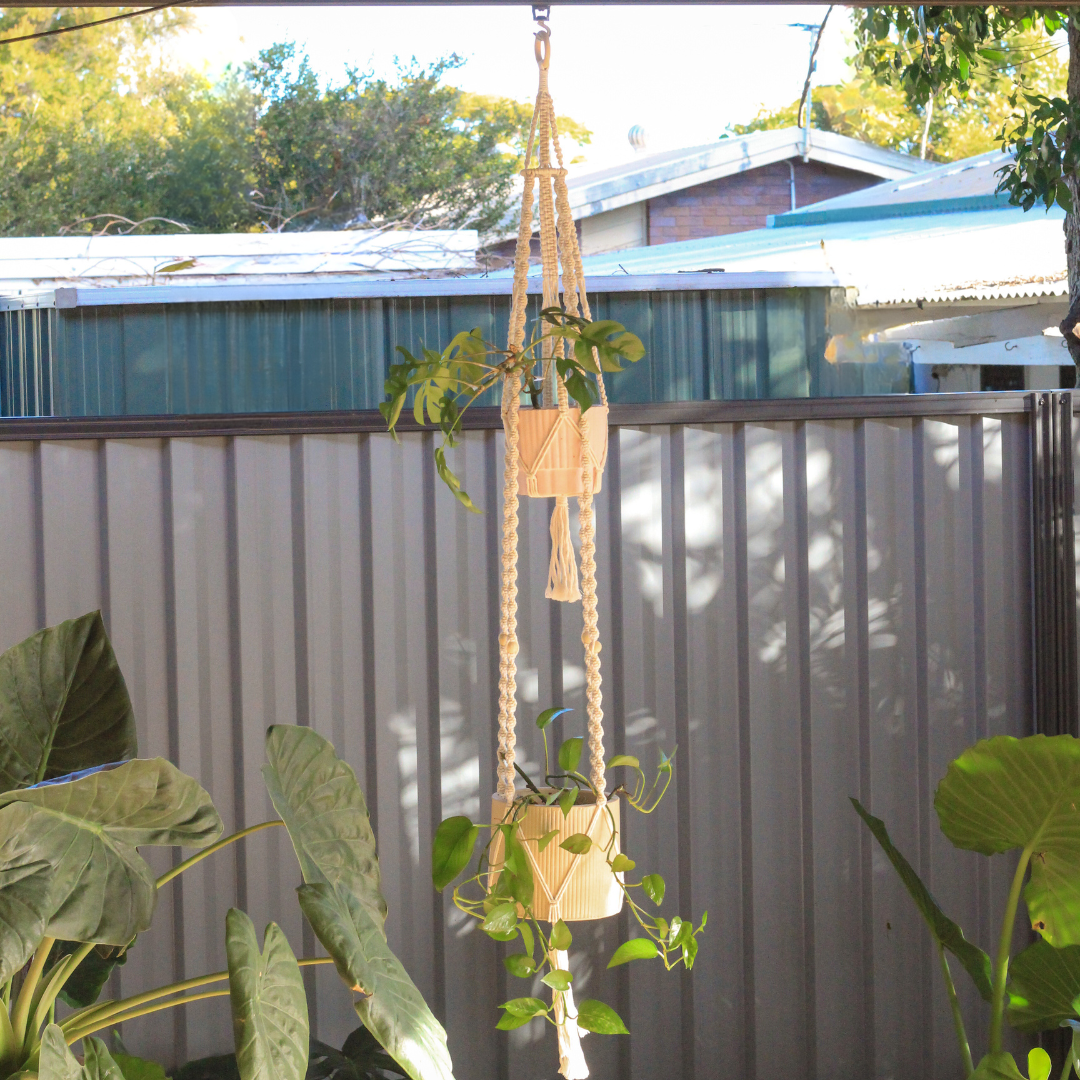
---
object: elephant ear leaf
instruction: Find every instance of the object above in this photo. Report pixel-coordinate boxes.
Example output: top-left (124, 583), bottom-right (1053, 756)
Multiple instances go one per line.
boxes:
top-left (0, 758), bottom-right (221, 985)
top-left (0, 612), bottom-right (136, 794)
top-left (1007, 938), bottom-right (1080, 1031)
top-left (226, 909), bottom-right (308, 1080)
top-left (38, 1026), bottom-right (125, 1080)
top-left (262, 725), bottom-right (386, 932)
top-left (851, 798), bottom-right (992, 1001)
top-left (935, 735), bottom-right (1080, 946)
top-left (969, 1052), bottom-right (1026, 1079)
top-left (297, 883), bottom-right (454, 1080)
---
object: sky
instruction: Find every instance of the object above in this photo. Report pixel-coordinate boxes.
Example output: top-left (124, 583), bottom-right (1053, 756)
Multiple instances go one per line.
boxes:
top-left (172, 4), bottom-right (852, 171)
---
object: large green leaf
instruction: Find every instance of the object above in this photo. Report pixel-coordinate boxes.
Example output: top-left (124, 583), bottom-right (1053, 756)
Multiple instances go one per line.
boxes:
top-left (262, 726), bottom-right (386, 931)
top-left (1007, 938), bottom-right (1080, 1032)
top-left (48, 940), bottom-right (131, 1009)
top-left (297, 883), bottom-right (454, 1080)
top-left (225, 909), bottom-right (308, 1080)
top-left (38, 1026), bottom-right (125, 1080)
top-left (0, 612), bottom-right (136, 794)
top-left (935, 735), bottom-right (1080, 945)
top-left (0, 759), bottom-right (221, 983)
top-left (970, 1052), bottom-right (1026, 1080)
top-left (852, 798), bottom-right (993, 1001)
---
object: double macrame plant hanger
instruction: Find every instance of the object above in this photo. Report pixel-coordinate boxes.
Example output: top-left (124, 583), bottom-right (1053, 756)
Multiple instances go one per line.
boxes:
top-left (493, 13), bottom-right (619, 1079)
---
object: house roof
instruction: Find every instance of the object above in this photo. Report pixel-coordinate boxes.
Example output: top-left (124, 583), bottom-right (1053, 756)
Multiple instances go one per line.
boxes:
top-left (568, 203), bottom-right (1066, 307)
top-left (768, 148), bottom-right (1012, 227)
top-left (565, 127), bottom-right (933, 221)
top-left (0, 229), bottom-right (479, 295)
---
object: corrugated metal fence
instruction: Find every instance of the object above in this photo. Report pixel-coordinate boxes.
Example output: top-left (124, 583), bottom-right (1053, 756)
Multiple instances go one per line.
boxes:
top-left (0, 394), bottom-right (1056, 1080)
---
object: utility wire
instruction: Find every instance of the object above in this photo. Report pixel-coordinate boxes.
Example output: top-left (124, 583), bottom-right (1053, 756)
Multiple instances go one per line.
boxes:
top-left (0, 4), bottom-right (181, 48)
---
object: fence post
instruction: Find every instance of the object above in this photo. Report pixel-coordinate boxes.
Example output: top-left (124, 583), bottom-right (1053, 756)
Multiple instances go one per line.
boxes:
top-left (1029, 389), bottom-right (1077, 738)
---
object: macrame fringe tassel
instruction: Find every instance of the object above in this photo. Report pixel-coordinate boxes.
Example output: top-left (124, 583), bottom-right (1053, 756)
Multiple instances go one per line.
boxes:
top-left (546, 495), bottom-right (580, 602)
top-left (551, 947), bottom-right (589, 1079)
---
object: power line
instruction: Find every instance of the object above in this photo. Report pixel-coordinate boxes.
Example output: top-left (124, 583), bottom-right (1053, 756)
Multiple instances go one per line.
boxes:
top-left (0, 4), bottom-right (182, 48)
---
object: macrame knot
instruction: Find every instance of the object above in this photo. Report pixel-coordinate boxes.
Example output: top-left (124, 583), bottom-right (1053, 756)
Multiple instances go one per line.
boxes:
top-left (546, 496), bottom-right (580, 602)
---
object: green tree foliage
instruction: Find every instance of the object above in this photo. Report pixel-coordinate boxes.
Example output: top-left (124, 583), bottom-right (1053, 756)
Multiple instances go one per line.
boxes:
top-left (0, 10), bottom-right (591, 237)
top-left (729, 25), bottom-right (1066, 163)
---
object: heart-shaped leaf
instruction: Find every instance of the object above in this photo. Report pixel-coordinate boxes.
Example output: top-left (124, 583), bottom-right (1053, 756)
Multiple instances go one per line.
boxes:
top-left (1029, 1048), bottom-right (1052, 1080)
top-left (536, 708), bottom-right (571, 731)
top-left (852, 798), bottom-right (992, 1001)
top-left (500, 998), bottom-right (547, 1017)
top-left (542, 969), bottom-right (573, 991)
top-left (560, 834), bottom-right (592, 856)
top-left (607, 938), bottom-right (658, 968)
top-left (0, 612), bottom-right (136, 794)
top-left (431, 817), bottom-right (478, 892)
top-left (1007, 938), bottom-right (1080, 1031)
top-left (263, 726), bottom-right (386, 932)
top-left (935, 735), bottom-right (1080, 945)
top-left (611, 854), bottom-right (635, 873)
top-left (550, 920), bottom-right (572, 951)
top-left (642, 874), bottom-right (665, 906)
top-left (970, 1052), bottom-right (1025, 1079)
top-left (536, 830), bottom-right (560, 854)
top-left (297, 883), bottom-right (454, 1080)
top-left (503, 954), bottom-right (535, 978)
top-left (482, 903), bottom-right (518, 935)
top-left (226, 909), bottom-right (308, 1080)
top-left (38, 1026), bottom-right (124, 1080)
top-left (0, 759), bottom-right (220, 983)
top-left (558, 739), bottom-right (583, 774)
top-left (575, 1000), bottom-right (629, 1035)
top-left (606, 756), bottom-right (640, 770)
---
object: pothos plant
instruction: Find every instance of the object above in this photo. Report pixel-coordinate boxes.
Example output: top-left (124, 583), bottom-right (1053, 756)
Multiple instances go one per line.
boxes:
top-left (431, 707), bottom-right (706, 1037)
top-left (0, 611), bottom-right (451, 1080)
top-left (378, 308), bottom-right (644, 511)
top-left (854, 734), bottom-right (1080, 1080)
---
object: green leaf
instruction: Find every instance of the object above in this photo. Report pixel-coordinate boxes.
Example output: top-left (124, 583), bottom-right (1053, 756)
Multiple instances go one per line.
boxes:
top-left (39, 1027), bottom-right (125, 1080)
top-left (1028, 1048), bottom-right (1052, 1080)
top-left (575, 1000), bottom-right (629, 1035)
top-left (262, 725), bottom-right (386, 932)
top-left (558, 787), bottom-right (577, 818)
top-left (970, 1052), bottom-right (1025, 1079)
top-left (606, 755), bottom-right (640, 770)
top-left (1007, 938), bottom-right (1080, 1031)
top-left (550, 920), bottom-right (572, 951)
top-left (431, 817), bottom-right (479, 892)
top-left (542, 969), bottom-right (573, 991)
top-left (482, 902), bottom-right (519, 935)
top-left (49, 940), bottom-right (131, 1009)
top-left (558, 738), bottom-right (583, 774)
top-left (641, 874), bottom-right (666, 906)
top-left (500, 997), bottom-right (547, 1017)
top-left (536, 708), bottom-right (571, 731)
top-left (536, 829), bottom-right (560, 854)
top-left (503, 954), bottom-right (535, 978)
top-left (560, 834), bottom-right (592, 856)
top-left (934, 735), bottom-right (1080, 945)
top-left (607, 938), bottom-right (658, 968)
top-left (0, 611), bottom-right (137, 794)
top-left (225, 910), bottom-right (308, 1080)
top-left (851, 798), bottom-right (992, 1001)
top-left (501, 826), bottom-right (534, 909)
top-left (297, 883), bottom-right (454, 1080)
top-left (0, 758), bottom-right (221, 984)
top-left (111, 1054), bottom-right (168, 1080)
top-left (495, 1012), bottom-right (532, 1031)
top-left (611, 854), bottom-right (635, 873)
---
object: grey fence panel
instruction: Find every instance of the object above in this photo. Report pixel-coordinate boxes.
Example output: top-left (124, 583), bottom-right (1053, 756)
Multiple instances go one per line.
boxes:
top-left (0, 403), bottom-right (1044, 1079)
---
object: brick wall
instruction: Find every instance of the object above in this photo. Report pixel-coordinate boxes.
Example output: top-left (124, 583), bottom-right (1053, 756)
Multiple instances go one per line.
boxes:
top-left (646, 160), bottom-right (879, 244)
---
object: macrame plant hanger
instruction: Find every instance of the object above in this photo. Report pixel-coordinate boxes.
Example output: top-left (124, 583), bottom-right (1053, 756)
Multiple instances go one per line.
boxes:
top-left (494, 11), bottom-right (615, 1080)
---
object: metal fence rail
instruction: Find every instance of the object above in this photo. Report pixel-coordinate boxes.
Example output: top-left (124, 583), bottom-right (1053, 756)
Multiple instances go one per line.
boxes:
top-left (0, 393), bottom-right (1061, 1080)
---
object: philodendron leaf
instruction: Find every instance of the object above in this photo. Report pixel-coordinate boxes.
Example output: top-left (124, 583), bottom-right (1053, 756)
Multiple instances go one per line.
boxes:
top-left (48, 939), bottom-right (131, 1008)
top-left (297, 882), bottom-right (454, 1080)
top-left (851, 798), bottom-right (993, 1001)
top-left (607, 938), bottom-right (658, 968)
top-left (970, 1052), bottom-right (1025, 1079)
top-left (0, 612), bottom-right (136, 794)
top-left (1007, 938), bottom-right (1080, 1031)
top-left (935, 735), bottom-right (1080, 945)
top-left (38, 1026), bottom-right (125, 1080)
top-left (226, 909), bottom-right (309, 1080)
top-left (1028, 1048), bottom-right (1052, 1080)
top-left (262, 725), bottom-right (386, 932)
top-left (0, 758), bottom-right (221, 984)
top-left (432, 817), bottom-right (479, 892)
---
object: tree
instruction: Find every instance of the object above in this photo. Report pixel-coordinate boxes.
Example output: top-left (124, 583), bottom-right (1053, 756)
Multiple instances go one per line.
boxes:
top-left (848, 7), bottom-right (1080, 363)
top-left (730, 26), bottom-right (1066, 163)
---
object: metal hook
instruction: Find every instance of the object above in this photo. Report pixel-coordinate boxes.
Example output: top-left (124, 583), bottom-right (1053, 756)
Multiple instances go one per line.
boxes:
top-left (532, 3), bottom-right (551, 68)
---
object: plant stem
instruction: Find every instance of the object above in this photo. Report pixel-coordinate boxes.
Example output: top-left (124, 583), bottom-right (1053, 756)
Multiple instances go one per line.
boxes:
top-left (11, 938), bottom-right (54, 1045)
top-left (1062, 1055), bottom-right (1074, 1080)
top-left (156, 820), bottom-right (284, 889)
top-left (65, 990), bottom-right (233, 1043)
top-left (937, 939), bottom-right (973, 1077)
top-left (989, 842), bottom-right (1035, 1055)
top-left (28, 943), bottom-right (94, 1047)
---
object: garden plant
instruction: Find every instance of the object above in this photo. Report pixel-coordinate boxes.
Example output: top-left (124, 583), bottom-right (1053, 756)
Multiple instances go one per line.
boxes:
top-left (0, 611), bottom-right (450, 1080)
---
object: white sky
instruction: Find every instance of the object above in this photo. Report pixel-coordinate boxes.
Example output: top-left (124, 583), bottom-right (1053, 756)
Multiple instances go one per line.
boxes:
top-left (172, 4), bottom-right (852, 170)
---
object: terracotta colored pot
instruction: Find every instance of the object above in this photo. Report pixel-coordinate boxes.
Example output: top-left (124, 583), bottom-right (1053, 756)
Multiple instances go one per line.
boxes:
top-left (515, 405), bottom-right (608, 498)
top-left (489, 790), bottom-right (623, 923)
